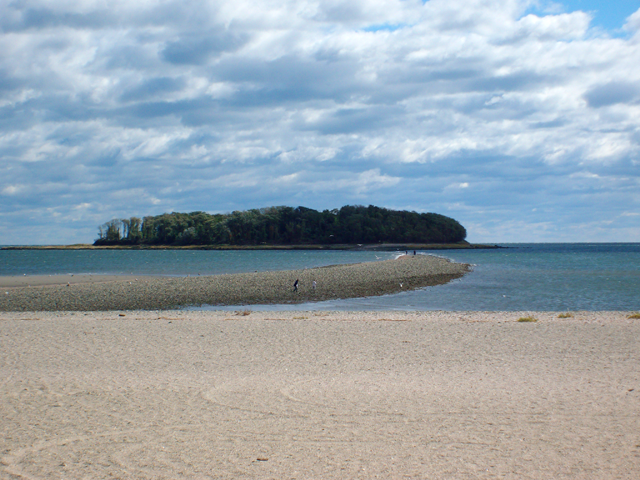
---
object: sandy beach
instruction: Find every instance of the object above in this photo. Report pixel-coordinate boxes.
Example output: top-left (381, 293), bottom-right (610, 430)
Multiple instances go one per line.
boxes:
top-left (1, 310), bottom-right (639, 479)
top-left (0, 255), bottom-right (468, 311)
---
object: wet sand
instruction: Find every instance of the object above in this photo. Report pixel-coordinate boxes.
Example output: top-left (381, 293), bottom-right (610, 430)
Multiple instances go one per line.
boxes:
top-left (0, 255), bottom-right (468, 311)
top-left (0, 274), bottom-right (139, 289)
top-left (1, 310), bottom-right (639, 478)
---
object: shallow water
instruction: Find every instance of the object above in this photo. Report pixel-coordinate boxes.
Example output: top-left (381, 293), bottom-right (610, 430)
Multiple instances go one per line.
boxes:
top-left (268, 243), bottom-right (639, 312)
top-left (0, 249), bottom-right (397, 276)
top-left (1, 244), bottom-right (639, 311)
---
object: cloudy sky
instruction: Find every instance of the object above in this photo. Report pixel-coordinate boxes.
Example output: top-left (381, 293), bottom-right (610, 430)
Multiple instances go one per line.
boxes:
top-left (1, 0), bottom-right (639, 245)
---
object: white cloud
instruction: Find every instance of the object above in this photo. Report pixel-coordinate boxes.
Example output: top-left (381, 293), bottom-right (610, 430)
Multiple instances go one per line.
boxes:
top-left (2, 185), bottom-right (23, 195)
top-left (623, 8), bottom-right (640, 33)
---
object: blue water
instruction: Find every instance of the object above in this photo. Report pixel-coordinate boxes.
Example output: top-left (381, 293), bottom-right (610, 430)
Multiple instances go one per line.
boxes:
top-left (1, 244), bottom-right (638, 311)
top-left (0, 249), bottom-right (397, 276)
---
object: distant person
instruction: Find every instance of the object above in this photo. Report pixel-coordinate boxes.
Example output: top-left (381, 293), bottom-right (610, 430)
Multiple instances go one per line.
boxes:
top-left (312, 280), bottom-right (317, 291)
top-left (413, 250), bottom-right (416, 255)
top-left (293, 279), bottom-right (299, 292)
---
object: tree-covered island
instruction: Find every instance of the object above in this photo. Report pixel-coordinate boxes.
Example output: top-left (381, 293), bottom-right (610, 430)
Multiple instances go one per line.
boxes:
top-left (94, 205), bottom-right (468, 247)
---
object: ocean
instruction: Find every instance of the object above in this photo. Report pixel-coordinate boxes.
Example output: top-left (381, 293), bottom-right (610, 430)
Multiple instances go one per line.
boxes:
top-left (1, 244), bottom-right (638, 311)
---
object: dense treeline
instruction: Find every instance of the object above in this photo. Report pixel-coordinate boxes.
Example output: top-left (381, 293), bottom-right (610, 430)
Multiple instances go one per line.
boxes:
top-left (94, 205), bottom-right (466, 246)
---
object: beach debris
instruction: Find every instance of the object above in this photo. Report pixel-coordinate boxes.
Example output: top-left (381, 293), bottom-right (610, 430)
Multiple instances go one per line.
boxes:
top-left (517, 316), bottom-right (537, 322)
top-left (256, 458), bottom-right (268, 462)
top-left (119, 313), bottom-right (126, 317)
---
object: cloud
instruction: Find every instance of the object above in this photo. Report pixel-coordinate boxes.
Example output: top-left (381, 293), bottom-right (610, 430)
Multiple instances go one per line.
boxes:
top-left (119, 77), bottom-right (186, 102)
top-left (2, 184), bottom-right (23, 195)
top-left (623, 8), bottom-right (640, 33)
top-left (583, 81), bottom-right (640, 108)
top-left (0, 0), bottom-right (639, 243)
top-left (160, 32), bottom-right (246, 65)
top-left (0, 4), bottom-right (114, 32)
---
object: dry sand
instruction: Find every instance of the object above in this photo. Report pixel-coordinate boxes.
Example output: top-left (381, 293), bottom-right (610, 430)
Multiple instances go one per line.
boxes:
top-left (1, 310), bottom-right (639, 479)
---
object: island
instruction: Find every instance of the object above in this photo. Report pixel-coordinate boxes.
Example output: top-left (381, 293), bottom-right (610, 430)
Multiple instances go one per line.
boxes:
top-left (93, 205), bottom-right (467, 246)
top-left (1, 205), bottom-right (501, 250)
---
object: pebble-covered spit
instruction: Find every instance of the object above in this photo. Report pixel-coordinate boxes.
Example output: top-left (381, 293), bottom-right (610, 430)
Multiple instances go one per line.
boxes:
top-left (0, 255), bottom-right (470, 312)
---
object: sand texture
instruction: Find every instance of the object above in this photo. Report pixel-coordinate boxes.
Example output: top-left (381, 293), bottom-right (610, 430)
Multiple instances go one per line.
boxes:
top-left (0, 274), bottom-right (138, 289)
top-left (0, 255), bottom-right (468, 311)
top-left (1, 310), bottom-right (639, 479)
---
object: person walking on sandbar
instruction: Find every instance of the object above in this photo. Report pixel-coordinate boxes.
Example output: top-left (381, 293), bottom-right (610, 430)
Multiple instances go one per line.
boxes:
top-left (293, 279), bottom-right (299, 292)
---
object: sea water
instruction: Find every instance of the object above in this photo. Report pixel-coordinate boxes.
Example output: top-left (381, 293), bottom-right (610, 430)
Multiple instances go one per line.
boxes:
top-left (1, 244), bottom-right (639, 311)
top-left (0, 249), bottom-right (397, 276)
top-left (304, 243), bottom-right (640, 312)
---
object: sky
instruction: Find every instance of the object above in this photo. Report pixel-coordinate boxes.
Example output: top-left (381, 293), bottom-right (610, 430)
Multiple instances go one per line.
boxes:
top-left (1, 0), bottom-right (639, 245)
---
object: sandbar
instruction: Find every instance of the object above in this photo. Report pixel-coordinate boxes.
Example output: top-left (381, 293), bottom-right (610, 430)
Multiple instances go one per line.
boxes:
top-left (0, 255), bottom-right (468, 311)
top-left (0, 274), bottom-right (140, 289)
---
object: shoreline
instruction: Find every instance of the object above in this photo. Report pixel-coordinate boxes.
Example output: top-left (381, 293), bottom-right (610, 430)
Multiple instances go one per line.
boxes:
top-left (1, 310), bottom-right (638, 478)
top-left (1, 242), bottom-right (500, 251)
top-left (0, 255), bottom-right (470, 311)
top-left (2, 309), bottom-right (637, 322)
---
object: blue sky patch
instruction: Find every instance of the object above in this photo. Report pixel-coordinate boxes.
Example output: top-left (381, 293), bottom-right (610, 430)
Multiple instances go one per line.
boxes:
top-left (363, 23), bottom-right (406, 32)
top-left (526, 1), bottom-right (639, 33)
